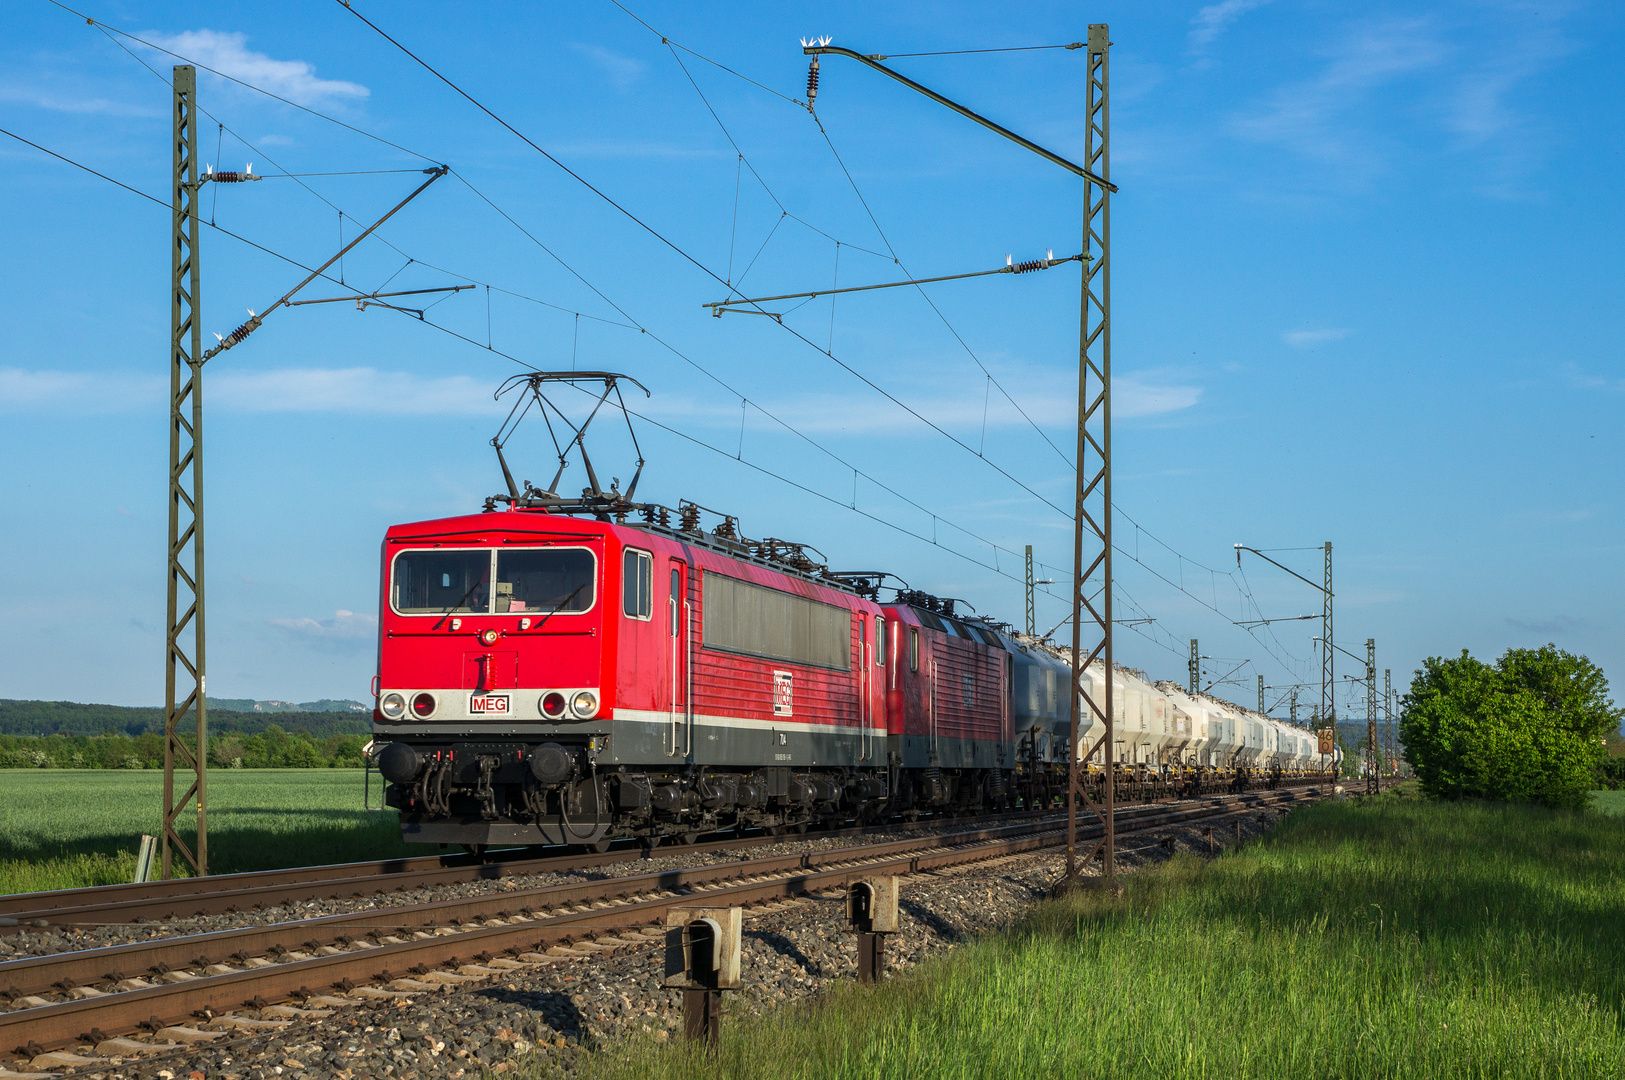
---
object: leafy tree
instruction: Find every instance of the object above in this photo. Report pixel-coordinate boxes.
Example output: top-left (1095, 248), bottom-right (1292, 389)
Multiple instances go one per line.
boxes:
top-left (1401, 645), bottom-right (1621, 809)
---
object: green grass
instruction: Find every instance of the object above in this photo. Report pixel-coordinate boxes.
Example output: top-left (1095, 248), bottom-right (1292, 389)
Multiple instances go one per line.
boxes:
top-left (0, 769), bottom-right (414, 895)
top-left (1589, 788), bottom-right (1625, 816)
top-left (570, 794), bottom-right (1625, 1080)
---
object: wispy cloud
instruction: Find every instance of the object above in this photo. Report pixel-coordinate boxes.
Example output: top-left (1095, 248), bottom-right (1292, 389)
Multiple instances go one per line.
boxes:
top-left (1189, 0), bottom-right (1272, 55)
top-left (1561, 363), bottom-right (1625, 393)
top-left (1231, 18), bottom-right (1447, 163)
top-left (1506, 615), bottom-right (1584, 635)
top-left (141, 30), bottom-right (368, 106)
top-left (652, 367), bottom-right (1200, 436)
top-left (550, 140), bottom-right (727, 160)
top-left (571, 43), bottom-right (646, 91)
top-left (1282, 328), bottom-right (1350, 349)
top-left (268, 609), bottom-right (377, 649)
top-left (0, 368), bottom-right (162, 411)
top-left (209, 368), bottom-right (495, 414)
top-left (0, 366), bottom-right (497, 416)
top-left (0, 85), bottom-right (162, 118)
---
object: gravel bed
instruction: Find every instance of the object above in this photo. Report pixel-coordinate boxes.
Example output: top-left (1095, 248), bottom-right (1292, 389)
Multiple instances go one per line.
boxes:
top-left (0, 809), bottom-right (1138, 962)
top-left (24, 807), bottom-right (1292, 1080)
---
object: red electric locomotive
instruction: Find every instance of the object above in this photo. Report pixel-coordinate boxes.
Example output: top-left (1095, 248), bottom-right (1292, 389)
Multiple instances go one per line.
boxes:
top-left (368, 372), bottom-right (1066, 849)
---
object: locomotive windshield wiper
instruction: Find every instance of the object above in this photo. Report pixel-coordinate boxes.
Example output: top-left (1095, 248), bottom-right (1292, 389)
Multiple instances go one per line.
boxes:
top-left (432, 578), bottom-right (489, 631)
top-left (531, 583), bottom-right (587, 632)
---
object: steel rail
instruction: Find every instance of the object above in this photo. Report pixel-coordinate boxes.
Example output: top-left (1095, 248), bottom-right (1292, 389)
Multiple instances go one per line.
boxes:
top-left (0, 788), bottom-right (1324, 1059)
top-left (0, 806), bottom-right (1075, 928)
top-left (0, 778), bottom-right (1324, 929)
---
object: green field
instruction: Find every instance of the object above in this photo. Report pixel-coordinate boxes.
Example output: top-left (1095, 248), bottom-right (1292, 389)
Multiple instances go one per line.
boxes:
top-left (0, 769), bottom-right (413, 895)
top-left (575, 792), bottom-right (1625, 1080)
top-left (1590, 788), bottom-right (1625, 816)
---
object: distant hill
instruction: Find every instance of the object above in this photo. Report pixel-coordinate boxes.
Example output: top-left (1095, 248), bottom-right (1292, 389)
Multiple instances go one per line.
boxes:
top-left (0, 700), bottom-right (371, 738)
top-left (206, 697), bottom-right (370, 714)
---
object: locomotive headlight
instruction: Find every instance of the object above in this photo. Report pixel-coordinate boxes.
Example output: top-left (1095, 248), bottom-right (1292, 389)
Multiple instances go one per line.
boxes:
top-left (570, 690), bottom-right (599, 719)
top-left (480, 628), bottom-right (500, 646)
top-left (541, 692), bottom-right (567, 719)
top-left (411, 692), bottom-right (437, 719)
top-left (380, 692), bottom-right (407, 720)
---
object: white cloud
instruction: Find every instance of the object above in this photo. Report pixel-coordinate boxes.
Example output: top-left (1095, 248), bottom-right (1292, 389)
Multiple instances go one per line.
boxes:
top-left (141, 30), bottom-right (368, 106)
top-left (1282, 328), bottom-right (1350, 349)
top-left (209, 367), bottom-right (496, 414)
top-left (0, 367), bottom-right (162, 411)
top-left (1561, 363), bottom-right (1625, 393)
top-left (1189, 0), bottom-right (1272, 55)
top-left (1115, 373), bottom-right (1203, 418)
top-left (0, 85), bottom-right (162, 118)
top-left (268, 609), bottom-right (377, 646)
top-left (571, 43), bottom-right (646, 91)
top-left (1231, 18), bottom-right (1447, 162)
top-left (652, 367), bottom-right (1200, 437)
top-left (0, 366), bottom-right (500, 416)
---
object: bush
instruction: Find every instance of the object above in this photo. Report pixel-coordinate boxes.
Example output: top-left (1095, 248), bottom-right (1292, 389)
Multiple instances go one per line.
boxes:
top-left (1401, 645), bottom-right (1622, 809)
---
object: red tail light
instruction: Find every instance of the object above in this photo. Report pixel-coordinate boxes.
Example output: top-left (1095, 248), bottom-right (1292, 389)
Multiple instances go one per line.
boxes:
top-left (412, 692), bottom-right (437, 719)
top-left (541, 692), bottom-right (567, 719)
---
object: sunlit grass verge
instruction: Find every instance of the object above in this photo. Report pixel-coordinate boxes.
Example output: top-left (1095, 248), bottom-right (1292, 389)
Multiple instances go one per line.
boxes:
top-left (0, 769), bottom-right (412, 894)
top-left (557, 796), bottom-right (1625, 1080)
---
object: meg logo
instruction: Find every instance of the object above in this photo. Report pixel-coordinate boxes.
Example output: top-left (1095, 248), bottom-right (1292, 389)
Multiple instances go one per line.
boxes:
top-left (773, 670), bottom-right (793, 717)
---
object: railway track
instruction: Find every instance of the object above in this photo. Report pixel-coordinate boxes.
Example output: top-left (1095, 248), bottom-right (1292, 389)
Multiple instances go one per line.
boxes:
top-left (0, 777), bottom-right (1328, 932)
top-left (0, 787), bottom-right (1324, 1072)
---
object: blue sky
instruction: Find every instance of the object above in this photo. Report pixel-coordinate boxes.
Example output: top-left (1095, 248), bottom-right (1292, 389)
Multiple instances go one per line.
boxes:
top-left (1, 0), bottom-right (1620, 717)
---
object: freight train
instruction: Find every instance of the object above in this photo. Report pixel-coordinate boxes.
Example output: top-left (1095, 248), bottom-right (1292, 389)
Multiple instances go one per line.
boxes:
top-left (368, 499), bottom-right (1336, 850)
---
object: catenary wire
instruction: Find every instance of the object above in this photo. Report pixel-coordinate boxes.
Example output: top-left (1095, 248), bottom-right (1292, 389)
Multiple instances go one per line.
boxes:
top-left (38, 8), bottom-right (1309, 685)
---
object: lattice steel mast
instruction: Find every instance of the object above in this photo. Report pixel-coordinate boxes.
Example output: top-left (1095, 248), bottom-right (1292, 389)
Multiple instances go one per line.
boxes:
top-left (802, 27), bottom-right (1118, 890)
top-left (164, 65), bottom-right (207, 879)
top-left (1365, 638), bottom-right (1378, 795)
top-left (1322, 541), bottom-right (1334, 770)
top-left (1067, 23), bottom-right (1113, 886)
top-left (1024, 545), bottom-right (1036, 637)
top-left (1384, 667), bottom-right (1393, 776)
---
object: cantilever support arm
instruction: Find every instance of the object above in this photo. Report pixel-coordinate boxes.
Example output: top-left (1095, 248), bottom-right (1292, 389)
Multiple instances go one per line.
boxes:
top-left (803, 45), bottom-right (1118, 192)
top-left (1235, 546), bottom-right (1330, 596)
top-left (202, 166), bottom-right (450, 361)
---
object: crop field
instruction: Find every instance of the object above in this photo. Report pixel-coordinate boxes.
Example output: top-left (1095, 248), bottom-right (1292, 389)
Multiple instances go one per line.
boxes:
top-left (575, 791), bottom-right (1625, 1080)
top-left (0, 769), bottom-right (412, 895)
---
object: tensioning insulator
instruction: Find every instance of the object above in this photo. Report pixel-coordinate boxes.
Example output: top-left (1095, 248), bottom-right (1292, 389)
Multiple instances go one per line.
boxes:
top-left (1010, 258), bottom-right (1050, 274)
top-left (806, 58), bottom-right (820, 111)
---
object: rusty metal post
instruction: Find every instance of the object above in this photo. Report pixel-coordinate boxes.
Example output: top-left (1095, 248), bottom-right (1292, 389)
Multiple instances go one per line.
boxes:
top-left (682, 989), bottom-right (721, 1044)
top-left (857, 932), bottom-right (885, 983)
top-left (163, 64), bottom-right (207, 880)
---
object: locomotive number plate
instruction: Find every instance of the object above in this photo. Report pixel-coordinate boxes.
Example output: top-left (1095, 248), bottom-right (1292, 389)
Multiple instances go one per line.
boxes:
top-left (469, 694), bottom-right (511, 715)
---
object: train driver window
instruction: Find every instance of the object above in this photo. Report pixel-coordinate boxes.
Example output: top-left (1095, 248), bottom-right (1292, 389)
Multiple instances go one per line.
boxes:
top-left (495, 547), bottom-right (595, 615)
top-left (622, 548), bottom-right (653, 619)
top-left (874, 617), bottom-right (885, 666)
top-left (392, 549), bottom-right (490, 614)
top-left (909, 627), bottom-right (919, 672)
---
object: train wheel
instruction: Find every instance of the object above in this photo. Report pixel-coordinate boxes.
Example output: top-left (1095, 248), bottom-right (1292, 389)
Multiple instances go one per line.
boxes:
top-left (591, 837), bottom-right (613, 854)
top-left (681, 831), bottom-right (702, 845)
top-left (641, 835), bottom-right (662, 852)
top-left (463, 844), bottom-right (489, 861)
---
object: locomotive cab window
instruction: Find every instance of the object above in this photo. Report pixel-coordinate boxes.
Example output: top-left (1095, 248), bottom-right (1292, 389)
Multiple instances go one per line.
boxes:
top-left (622, 548), bottom-right (653, 619)
top-left (909, 627), bottom-right (919, 672)
top-left (495, 548), bottom-right (595, 615)
top-left (392, 549), bottom-right (491, 614)
top-left (874, 617), bottom-right (885, 666)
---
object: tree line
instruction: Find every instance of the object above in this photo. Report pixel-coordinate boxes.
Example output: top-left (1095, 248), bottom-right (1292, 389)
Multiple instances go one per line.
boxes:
top-left (0, 725), bottom-right (369, 770)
